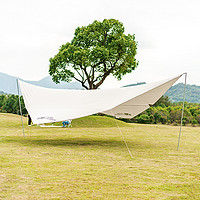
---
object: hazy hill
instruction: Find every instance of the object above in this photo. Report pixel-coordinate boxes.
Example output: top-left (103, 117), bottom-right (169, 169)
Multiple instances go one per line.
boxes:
top-left (123, 82), bottom-right (146, 87)
top-left (0, 72), bottom-right (82, 94)
top-left (165, 83), bottom-right (200, 103)
top-left (0, 91), bottom-right (6, 95)
top-left (123, 82), bottom-right (200, 103)
top-left (27, 76), bottom-right (82, 90)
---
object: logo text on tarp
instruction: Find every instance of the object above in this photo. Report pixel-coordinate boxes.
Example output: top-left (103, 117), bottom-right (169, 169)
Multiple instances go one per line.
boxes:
top-left (116, 113), bottom-right (131, 116)
top-left (37, 116), bottom-right (56, 121)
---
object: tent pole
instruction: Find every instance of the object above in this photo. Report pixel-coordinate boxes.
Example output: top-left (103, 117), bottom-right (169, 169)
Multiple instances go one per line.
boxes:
top-left (16, 79), bottom-right (25, 137)
top-left (177, 73), bottom-right (187, 150)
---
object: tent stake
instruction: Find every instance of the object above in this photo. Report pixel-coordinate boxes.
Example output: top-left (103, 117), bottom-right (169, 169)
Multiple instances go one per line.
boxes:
top-left (177, 73), bottom-right (187, 150)
top-left (16, 79), bottom-right (25, 137)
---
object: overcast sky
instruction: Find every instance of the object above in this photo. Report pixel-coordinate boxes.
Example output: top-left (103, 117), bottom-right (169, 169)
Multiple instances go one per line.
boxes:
top-left (0, 0), bottom-right (199, 88)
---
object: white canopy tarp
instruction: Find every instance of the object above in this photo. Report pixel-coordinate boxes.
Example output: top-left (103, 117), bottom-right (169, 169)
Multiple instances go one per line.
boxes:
top-left (18, 74), bottom-right (184, 124)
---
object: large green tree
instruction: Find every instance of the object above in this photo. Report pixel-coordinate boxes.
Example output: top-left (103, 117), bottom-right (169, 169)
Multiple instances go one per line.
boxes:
top-left (49, 19), bottom-right (138, 90)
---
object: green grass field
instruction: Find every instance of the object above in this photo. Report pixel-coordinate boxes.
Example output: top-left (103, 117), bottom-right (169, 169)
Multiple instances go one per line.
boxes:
top-left (0, 113), bottom-right (200, 199)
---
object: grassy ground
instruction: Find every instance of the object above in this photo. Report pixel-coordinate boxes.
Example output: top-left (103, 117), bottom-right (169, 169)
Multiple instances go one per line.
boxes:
top-left (0, 113), bottom-right (200, 199)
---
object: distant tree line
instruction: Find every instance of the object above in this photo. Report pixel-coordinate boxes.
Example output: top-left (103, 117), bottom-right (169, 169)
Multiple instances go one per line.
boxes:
top-left (122, 96), bottom-right (200, 126)
top-left (0, 94), bottom-right (27, 115)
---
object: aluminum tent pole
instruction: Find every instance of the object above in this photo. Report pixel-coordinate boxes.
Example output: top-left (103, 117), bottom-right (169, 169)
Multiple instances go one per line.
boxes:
top-left (177, 73), bottom-right (187, 150)
top-left (16, 79), bottom-right (25, 137)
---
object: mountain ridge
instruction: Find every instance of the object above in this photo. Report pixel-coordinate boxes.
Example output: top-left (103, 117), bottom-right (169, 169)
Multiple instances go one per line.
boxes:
top-left (0, 72), bottom-right (82, 94)
top-left (165, 83), bottom-right (200, 103)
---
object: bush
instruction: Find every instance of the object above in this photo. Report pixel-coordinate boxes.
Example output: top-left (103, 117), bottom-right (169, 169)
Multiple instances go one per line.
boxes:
top-left (192, 119), bottom-right (198, 127)
top-left (136, 114), bottom-right (150, 124)
top-left (0, 94), bottom-right (27, 115)
top-left (196, 114), bottom-right (200, 124)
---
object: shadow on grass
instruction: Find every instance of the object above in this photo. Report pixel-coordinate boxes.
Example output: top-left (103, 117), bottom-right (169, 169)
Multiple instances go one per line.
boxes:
top-left (2, 136), bottom-right (162, 150)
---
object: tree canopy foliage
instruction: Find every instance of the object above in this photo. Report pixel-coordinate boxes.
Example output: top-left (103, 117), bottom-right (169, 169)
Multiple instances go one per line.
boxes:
top-left (49, 19), bottom-right (138, 89)
top-left (122, 96), bottom-right (200, 126)
top-left (0, 94), bottom-right (27, 115)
